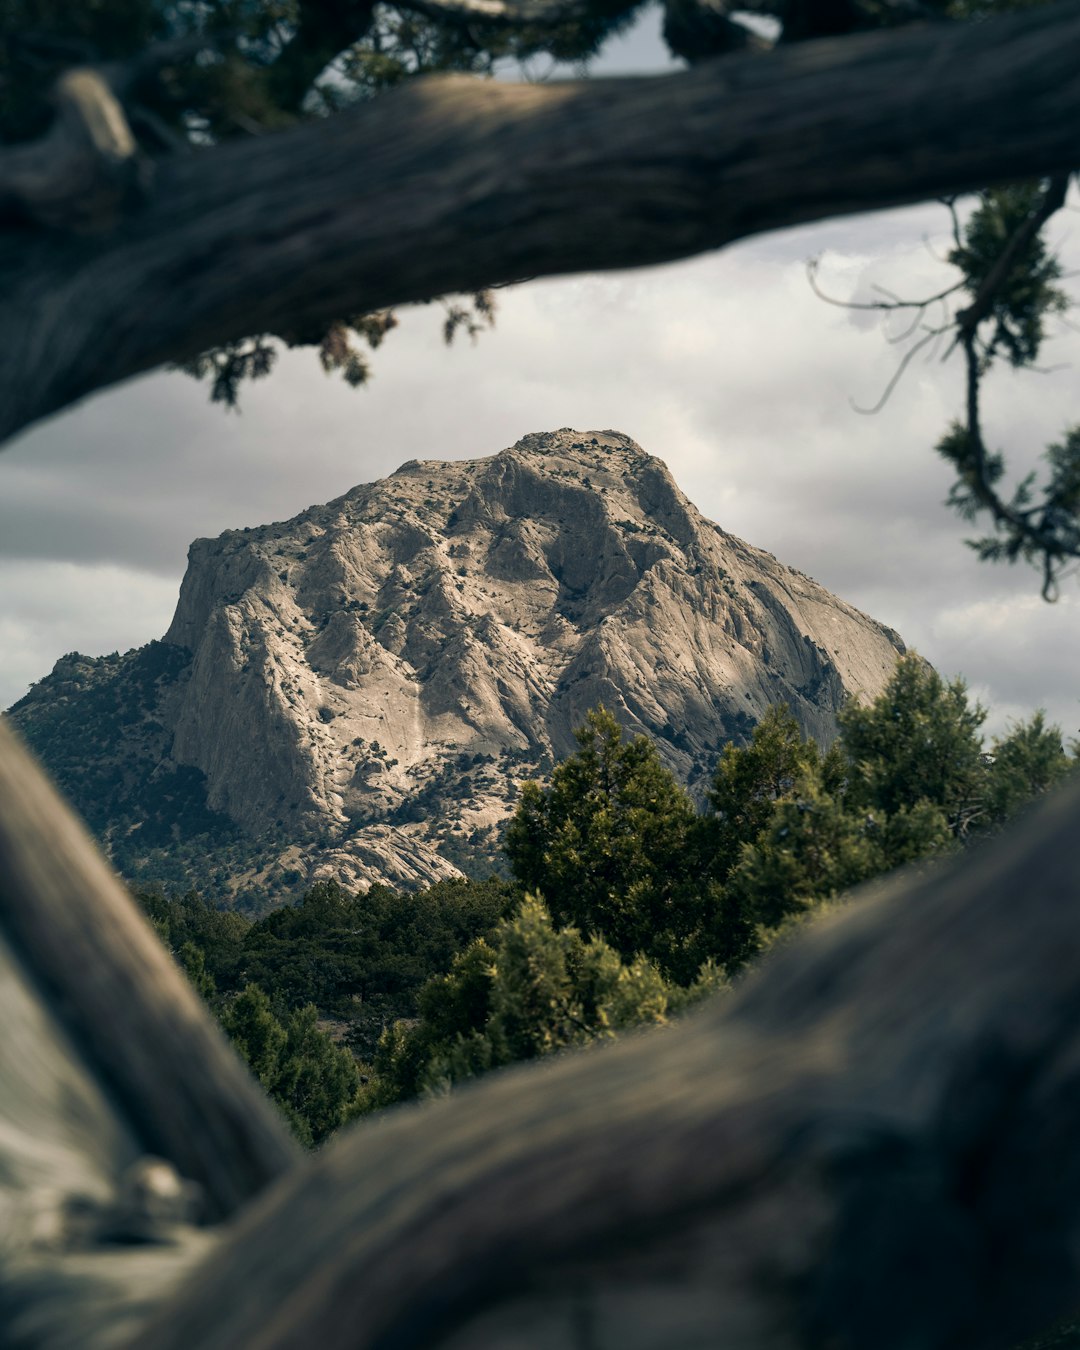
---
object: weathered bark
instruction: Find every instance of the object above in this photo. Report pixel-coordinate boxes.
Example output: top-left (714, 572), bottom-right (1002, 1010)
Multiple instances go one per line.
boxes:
top-left (0, 720), bottom-right (299, 1221)
top-left (0, 911), bottom-right (216, 1350)
top-left (112, 773), bottom-right (1080, 1350)
top-left (4, 690), bottom-right (1080, 1347)
top-left (3, 0), bottom-right (1079, 446)
top-left (0, 68), bottom-right (144, 233)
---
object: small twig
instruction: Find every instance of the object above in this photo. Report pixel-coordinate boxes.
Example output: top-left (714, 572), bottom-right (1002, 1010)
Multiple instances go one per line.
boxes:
top-left (925, 323), bottom-right (948, 363)
top-left (922, 232), bottom-right (950, 264)
top-left (885, 307), bottom-right (928, 344)
top-left (0, 66), bottom-right (148, 231)
top-left (942, 194), bottom-right (963, 254)
top-left (807, 258), bottom-right (963, 312)
top-left (850, 325), bottom-right (944, 414)
top-left (0, 31), bottom-right (232, 230)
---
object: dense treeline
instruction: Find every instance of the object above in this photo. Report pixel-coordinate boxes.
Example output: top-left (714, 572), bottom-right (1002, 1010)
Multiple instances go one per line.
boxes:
top-left (137, 875), bottom-right (518, 1142)
top-left (141, 655), bottom-right (1074, 1143)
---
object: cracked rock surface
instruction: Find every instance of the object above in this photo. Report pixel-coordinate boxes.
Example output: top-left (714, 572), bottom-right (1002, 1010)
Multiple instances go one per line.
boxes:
top-left (12, 430), bottom-right (909, 898)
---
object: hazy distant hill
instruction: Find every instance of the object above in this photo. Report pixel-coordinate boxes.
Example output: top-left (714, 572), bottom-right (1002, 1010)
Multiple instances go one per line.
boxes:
top-left (10, 429), bottom-right (909, 902)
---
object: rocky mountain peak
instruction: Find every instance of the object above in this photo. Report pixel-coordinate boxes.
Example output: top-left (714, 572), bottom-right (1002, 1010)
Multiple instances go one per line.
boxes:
top-left (14, 430), bottom-right (909, 900)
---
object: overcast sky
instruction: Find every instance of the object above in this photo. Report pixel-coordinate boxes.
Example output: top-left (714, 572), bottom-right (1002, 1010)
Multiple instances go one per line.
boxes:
top-left (4, 10), bottom-right (1080, 743)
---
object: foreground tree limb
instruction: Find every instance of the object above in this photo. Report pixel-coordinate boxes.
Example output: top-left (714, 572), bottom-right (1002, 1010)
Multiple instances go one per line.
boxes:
top-left (3, 0), bottom-right (1079, 446)
top-left (0, 67), bottom-right (145, 232)
top-left (118, 772), bottom-right (1080, 1350)
top-left (5, 694), bottom-right (1080, 1346)
top-left (0, 720), bottom-right (299, 1221)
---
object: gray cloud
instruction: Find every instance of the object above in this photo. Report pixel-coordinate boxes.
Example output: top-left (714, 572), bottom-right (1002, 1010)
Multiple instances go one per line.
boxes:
top-left (2, 560), bottom-right (178, 709)
top-left (3, 98), bottom-right (1079, 746)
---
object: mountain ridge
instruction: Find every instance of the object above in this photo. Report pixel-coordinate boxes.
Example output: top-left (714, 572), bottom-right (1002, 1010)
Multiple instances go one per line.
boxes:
top-left (10, 429), bottom-right (909, 902)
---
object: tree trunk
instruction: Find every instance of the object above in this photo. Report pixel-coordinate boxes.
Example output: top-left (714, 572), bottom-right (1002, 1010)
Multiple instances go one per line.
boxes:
top-left (3, 0), bottom-right (1080, 446)
top-left (0, 721), bottom-right (299, 1222)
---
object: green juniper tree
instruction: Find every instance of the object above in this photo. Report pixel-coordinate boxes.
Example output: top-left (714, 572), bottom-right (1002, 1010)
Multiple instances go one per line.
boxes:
top-left (220, 984), bottom-right (289, 1089)
top-left (273, 1003), bottom-right (365, 1146)
top-left (149, 685), bottom-right (1074, 1121)
top-left (238, 875), bottom-right (516, 1053)
top-left (706, 703), bottom-right (838, 875)
top-left (983, 710), bottom-right (1074, 827)
top-left (706, 656), bottom-right (1073, 962)
top-left (365, 893), bottom-right (723, 1106)
top-left (836, 655), bottom-right (986, 836)
top-left (219, 983), bottom-right (362, 1146)
top-left (724, 779), bottom-right (888, 932)
top-left (504, 707), bottom-right (706, 980)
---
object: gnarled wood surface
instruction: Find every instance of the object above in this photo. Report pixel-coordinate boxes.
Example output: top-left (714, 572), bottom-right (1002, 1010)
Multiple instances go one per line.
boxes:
top-left (3, 0), bottom-right (1080, 444)
top-left (118, 773), bottom-right (1080, 1350)
top-left (0, 68), bottom-right (144, 233)
top-left (0, 845), bottom-right (214, 1349)
top-left (0, 720), bottom-right (299, 1222)
top-left (4, 711), bottom-right (1080, 1348)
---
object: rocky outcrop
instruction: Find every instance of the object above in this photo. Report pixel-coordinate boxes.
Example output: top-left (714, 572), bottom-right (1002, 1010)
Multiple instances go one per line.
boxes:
top-left (12, 430), bottom-right (910, 897)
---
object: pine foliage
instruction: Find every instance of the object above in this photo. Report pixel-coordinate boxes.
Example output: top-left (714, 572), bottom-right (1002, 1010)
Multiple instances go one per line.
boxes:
top-left (365, 894), bottom-right (696, 1106)
top-left (146, 658), bottom-right (1074, 1128)
top-left (505, 707), bottom-right (709, 981)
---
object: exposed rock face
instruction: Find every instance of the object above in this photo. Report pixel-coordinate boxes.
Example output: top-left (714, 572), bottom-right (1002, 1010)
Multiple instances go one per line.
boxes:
top-left (11, 430), bottom-right (909, 898)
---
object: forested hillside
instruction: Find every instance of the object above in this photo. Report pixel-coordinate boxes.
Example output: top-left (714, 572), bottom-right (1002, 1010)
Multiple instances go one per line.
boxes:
top-left (143, 655), bottom-right (1074, 1145)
